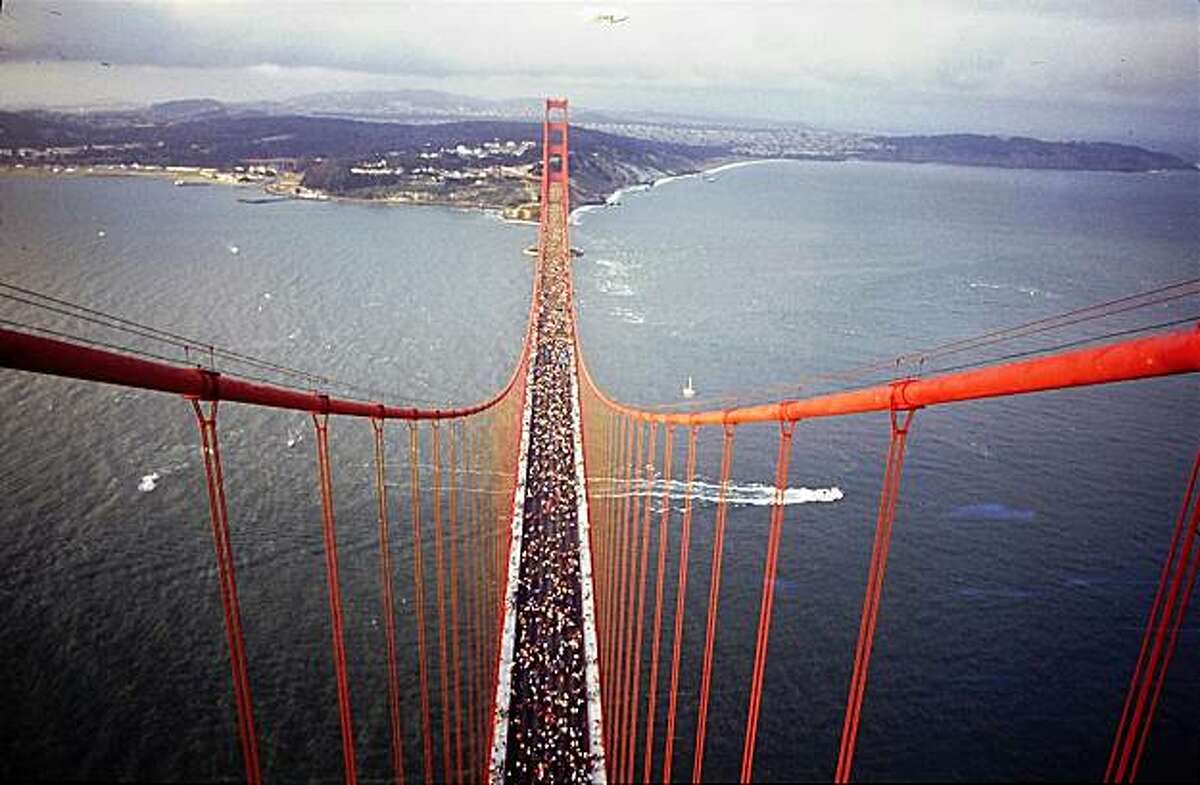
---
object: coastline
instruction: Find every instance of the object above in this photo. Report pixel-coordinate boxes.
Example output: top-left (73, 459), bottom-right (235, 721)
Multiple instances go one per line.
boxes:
top-left (563, 154), bottom-right (1198, 226)
top-left (10, 154), bottom-right (1187, 232)
top-left (568, 156), bottom-right (775, 225)
top-left (0, 163), bottom-right (547, 225)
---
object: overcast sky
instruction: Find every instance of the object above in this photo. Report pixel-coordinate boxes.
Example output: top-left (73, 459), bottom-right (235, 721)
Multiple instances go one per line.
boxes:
top-left (1, 1), bottom-right (1196, 153)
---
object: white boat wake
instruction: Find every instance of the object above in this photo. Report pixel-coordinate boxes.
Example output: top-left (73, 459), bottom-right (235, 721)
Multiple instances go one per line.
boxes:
top-left (594, 476), bottom-right (843, 506)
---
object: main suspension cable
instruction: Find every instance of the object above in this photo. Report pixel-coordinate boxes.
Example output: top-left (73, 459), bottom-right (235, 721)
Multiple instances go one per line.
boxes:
top-left (633, 276), bottom-right (1200, 413)
top-left (0, 280), bottom-right (462, 407)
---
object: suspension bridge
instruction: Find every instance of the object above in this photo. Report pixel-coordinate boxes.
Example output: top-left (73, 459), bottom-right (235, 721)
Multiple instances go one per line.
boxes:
top-left (1, 98), bottom-right (1198, 784)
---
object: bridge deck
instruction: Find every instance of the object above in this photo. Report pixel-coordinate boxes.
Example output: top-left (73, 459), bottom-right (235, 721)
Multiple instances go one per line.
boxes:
top-left (490, 183), bottom-right (605, 784)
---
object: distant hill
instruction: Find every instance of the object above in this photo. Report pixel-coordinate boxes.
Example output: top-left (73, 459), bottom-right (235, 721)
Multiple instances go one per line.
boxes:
top-left (0, 110), bottom-right (728, 209)
top-left (268, 90), bottom-right (543, 122)
top-left (0, 101), bottom-right (1191, 214)
top-left (242, 90), bottom-right (769, 129)
top-left (863, 134), bottom-right (1189, 172)
top-left (146, 99), bottom-right (228, 122)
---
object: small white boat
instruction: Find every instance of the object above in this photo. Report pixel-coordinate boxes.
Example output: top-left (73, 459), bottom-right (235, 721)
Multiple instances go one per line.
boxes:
top-left (682, 376), bottom-right (696, 399)
top-left (229, 245), bottom-right (240, 255)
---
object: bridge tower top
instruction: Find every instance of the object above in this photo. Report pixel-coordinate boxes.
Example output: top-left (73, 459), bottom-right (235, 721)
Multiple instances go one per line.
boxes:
top-left (541, 97), bottom-right (571, 219)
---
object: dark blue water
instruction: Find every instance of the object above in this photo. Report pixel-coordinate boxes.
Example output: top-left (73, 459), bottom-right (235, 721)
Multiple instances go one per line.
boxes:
top-left (1, 163), bottom-right (1197, 782)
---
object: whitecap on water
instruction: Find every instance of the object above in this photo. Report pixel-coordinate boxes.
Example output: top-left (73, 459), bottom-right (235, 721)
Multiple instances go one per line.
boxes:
top-left (609, 306), bottom-right (645, 324)
top-left (138, 472), bottom-right (160, 493)
top-left (594, 257), bottom-right (636, 297)
top-left (968, 281), bottom-right (1052, 298)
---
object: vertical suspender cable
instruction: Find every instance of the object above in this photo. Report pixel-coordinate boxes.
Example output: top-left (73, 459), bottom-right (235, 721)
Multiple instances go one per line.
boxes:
top-left (464, 423), bottom-right (482, 782)
top-left (627, 422), bottom-right (659, 782)
top-left (460, 421), bottom-right (474, 782)
top-left (618, 421), bottom-right (647, 778)
top-left (482, 410), bottom-right (499, 778)
top-left (644, 424), bottom-right (675, 783)
top-left (607, 414), bottom-right (634, 764)
top-left (190, 399), bottom-right (263, 785)
top-left (740, 420), bottom-right (797, 783)
top-left (431, 422), bottom-right (452, 784)
top-left (448, 421), bottom-right (465, 782)
top-left (311, 411), bottom-right (357, 785)
top-left (664, 425), bottom-right (699, 784)
top-left (693, 423), bottom-right (736, 783)
top-left (477, 419), bottom-right (492, 781)
top-left (594, 407), bottom-right (611, 701)
top-left (408, 422), bottom-right (435, 784)
top-left (609, 415), bottom-right (628, 777)
top-left (1131, 481), bottom-right (1200, 783)
top-left (474, 422), bottom-right (490, 780)
top-left (592, 407), bottom-right (606, 706)
top-left (835, 408), bottom-right (917, 783)
top-left (602, 412), bottom-right (626, 723)
top-left (370, 416), bottom-right (406, 785)
top-left (1106, 446), bottom-right (1200, 783)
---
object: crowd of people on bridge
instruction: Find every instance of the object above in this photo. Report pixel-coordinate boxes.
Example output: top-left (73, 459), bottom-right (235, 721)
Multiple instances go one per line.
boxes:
top-left (502, 191), bottom-right (597, 783)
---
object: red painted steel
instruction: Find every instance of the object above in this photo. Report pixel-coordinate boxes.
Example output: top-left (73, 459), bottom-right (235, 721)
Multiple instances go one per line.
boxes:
top-left (663, 426), bottom-right (699, 785)
top-left (190, 400), bottom-right (263, 785)
top-left (608, 414), bottom-right (635, 774)
top-left (577, 324), bottom-right (1200, 425)
top-left (312, 413), bottom-right (358, 785)
top-left (430, 424), bottom-right (453, 784)
top-left (693, 425), bottom-right (736, 784)
top-left (463, 425), bottom-right (483, 781)
top-left (643, 424), bottom-right (675, 783)
top-left (617, 421), bottom-right (647, 779)
top-left (408, 424), bottom-right (435, 784)
top-left (627, 422), bottom-right (658, 783)
top-left (370, 418), bottom-right (407, 785)
top-left (835, 409), bottom-right (917, 784)
top-left (0, 326), bottom-right (527, 421)
top-left (740, 421), bottom-right (797, 783)
top-left (1106, 447), bottom-right (1200, 783)
top-left (448, 424), bottom-right (465, 783)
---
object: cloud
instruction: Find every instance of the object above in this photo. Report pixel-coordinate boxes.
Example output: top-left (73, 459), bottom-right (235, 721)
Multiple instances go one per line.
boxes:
top-left (0, 0), bottom-right (1194, 143)
top-left (0, 0), bottom-right (453, 74)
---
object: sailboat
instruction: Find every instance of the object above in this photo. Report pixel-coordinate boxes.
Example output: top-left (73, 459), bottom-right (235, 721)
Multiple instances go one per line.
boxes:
top-left (682, 376), bottom-right (696, 399)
